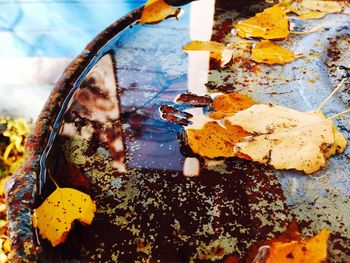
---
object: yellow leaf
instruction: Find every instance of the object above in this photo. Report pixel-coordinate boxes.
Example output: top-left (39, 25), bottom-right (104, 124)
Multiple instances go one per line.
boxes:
top-left (235, 5), bottom-right (290, 40)
top-left (316, 111), bottom-right (347, 158)
top-left (301, 0), bottom-right (343, 13)
top-left (265, 229), bottom-right (330, 263)
top-left (183, 40), bottom-right (224, 59)
top-left (139, 0), bottom-right (180, 24)
top-left (227, 104), bottom-right (340, 174)
top-left (3, 238), bottom-right (10, 253)
top-left (32, 187), bottom-right (96, 247)
top-left (183, 41), bottom-right (232, 66)
top-left (298, 11), bottom-right (326, 19)
top-left (186, 122), bottom-right (250, 159)
top-left (278, 1), bottom-right (302, 15)
top-left (0, 177), bottom-right (9, 196)
top-left (183, 40), bottom-right (225, 53)
top-left (252, 40), bottom-right (296, 65)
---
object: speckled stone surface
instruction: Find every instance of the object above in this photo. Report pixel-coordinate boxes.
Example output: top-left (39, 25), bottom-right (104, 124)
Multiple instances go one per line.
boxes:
top-left (5, 0), bottom-right (350, 262)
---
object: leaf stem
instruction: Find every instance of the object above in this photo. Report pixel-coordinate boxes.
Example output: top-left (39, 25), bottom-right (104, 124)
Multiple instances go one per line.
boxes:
top-left (47, 170), bottom-right (60, 189)
top-left (327, 108), bottom-right (350, 121)
top-left (290, 25), bottom-right (324, 35)
top-left (316, 78), bottom-right (347, 113)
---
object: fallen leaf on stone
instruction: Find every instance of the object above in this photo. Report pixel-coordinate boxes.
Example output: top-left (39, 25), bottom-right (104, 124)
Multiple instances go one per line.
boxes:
top-left (301, 0), bottom-right (343, 13)
top-left (248, 220), bottom-right (302, 263)
top-left (298, 10), bottom-right (326, 19)
top-left (183, 41), bottom-right (232, 66)
top-left (227, 104), bottom-right (342, 174)
top-left (185, 94), bottom-right (255, 158)
top-left (318, 112), bottom-right (347, 158)
top-left (235, 5), bottom-right (290, 40)
top-left (186, 122), bottom-right (250, 159)
top-left (252, 40), bottom-right (296, 65)
top-left (139, 0), bottom-right (181, 24)
top-left (278, 0), bottom-right (302, 15)
top-left (32, 185), bottom-right (96, 247)
top-left (183, 40), bottom-right (224, 57)
top-left (211, 93), bottom-right (255, 117)
top-left (265, 229), bottom-right (330, 263)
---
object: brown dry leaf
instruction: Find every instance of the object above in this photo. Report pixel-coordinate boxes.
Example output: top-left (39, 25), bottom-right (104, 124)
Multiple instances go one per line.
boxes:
top-left (235, 5), bottom-right (290, 40)
top-left (301, 0), bottom-right (343, 13)
top-left (252, 40), bottom-right (296, 65)
top-left (227, 104), bottom-right (338, 174)
top-left (139, 0), bottom-right (180, 24)
top-left (32, 186), bottom-right (96, 247)
top-left (265, 229), bottom-right (330, 263)
top-left (212, 93), bottom-right (256, 116)
top-left (186, 122), bottom-right (250, 159)
top-left (298, 11), bottom-right (326, 19)
top-left (183, 41), bottom-right (232, 66)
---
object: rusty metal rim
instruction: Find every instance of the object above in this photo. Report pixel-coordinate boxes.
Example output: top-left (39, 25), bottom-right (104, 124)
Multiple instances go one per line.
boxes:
top-left (6, 6), bottom-right (143, 260)
top-left (37, 6), bottom-right (144, 196)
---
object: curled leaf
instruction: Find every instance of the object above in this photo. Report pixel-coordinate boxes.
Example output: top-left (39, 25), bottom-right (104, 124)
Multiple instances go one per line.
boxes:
top-left (265, 229), bottom-right (330, 263)
top-left (301, 0), bottom-right (343, 13)
top-left (176, 92), bottom-right (213, 107)
top-left (298, 11), bottom-right (326, 19)
top-left (322, 125), bottom-right (347, 158)
top-left (252, 40), bottom-right (296, 65)
top-left (139, 0), bottom-right (181, 24)
top-left (235, 5), bottom-right (290, 40)
top-left (32, 187), bottom-right (96, 247)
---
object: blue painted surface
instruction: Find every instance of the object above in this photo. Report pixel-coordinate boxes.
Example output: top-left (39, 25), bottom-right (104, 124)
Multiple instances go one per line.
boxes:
top-left (0, 0), bottom-right (147, 57)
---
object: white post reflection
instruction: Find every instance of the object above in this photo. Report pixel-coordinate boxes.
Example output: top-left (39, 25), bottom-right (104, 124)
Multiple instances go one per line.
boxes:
top-left (187, 0), bottom-right (216, 96)
top-left (183, 0), bottom-right (215, 177)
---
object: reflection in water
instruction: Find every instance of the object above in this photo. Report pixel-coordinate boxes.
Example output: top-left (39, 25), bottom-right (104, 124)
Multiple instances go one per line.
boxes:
top-left (61, 54), bottom-right (126, 173)
top-left (41, 0), bottom-right (350, 261)
top-left (43, 43), bottom-right (290, 261)
top-left (187, 0), bottom-right (215, 95)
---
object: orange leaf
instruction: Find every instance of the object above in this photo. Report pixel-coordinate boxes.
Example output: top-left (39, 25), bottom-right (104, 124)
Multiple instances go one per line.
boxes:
top-left (208, 111), bottom-right (226, 120)
top-left (265, 229), bottom-right (330, 263)
top-left (139, 0), bottom-right (180, 25)
top-left (235, 5), bottom-right (289, 40)
top-left (186, 122), bottom-right (250, 159)
top-left (212, 93), bottom-right (255, 116)
top-left (186, 93), bottom-right (255, 158)
top-left (247, 220), bottom-right (302, 262)
top-left (252, 40), bottom-right (296, 65)
top-left (32, 187), bottom-right (96, 247)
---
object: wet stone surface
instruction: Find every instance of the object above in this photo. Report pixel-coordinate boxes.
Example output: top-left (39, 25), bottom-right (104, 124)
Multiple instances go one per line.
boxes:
top-left (33, 0), bottom-right (350, 262)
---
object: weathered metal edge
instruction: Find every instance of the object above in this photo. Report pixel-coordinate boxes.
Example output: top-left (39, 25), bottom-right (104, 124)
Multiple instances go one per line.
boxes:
top-left (5, 6), bottom-right (143, 262)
